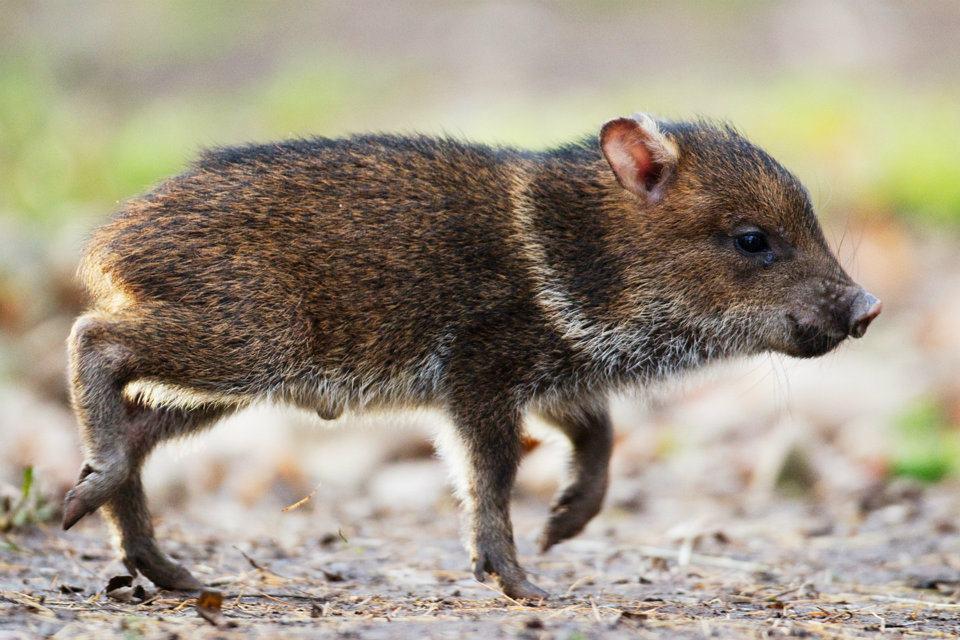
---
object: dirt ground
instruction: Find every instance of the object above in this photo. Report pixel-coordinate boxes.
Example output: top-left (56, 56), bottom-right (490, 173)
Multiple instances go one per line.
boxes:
top-left (3, 471), bottom-right (960, 639)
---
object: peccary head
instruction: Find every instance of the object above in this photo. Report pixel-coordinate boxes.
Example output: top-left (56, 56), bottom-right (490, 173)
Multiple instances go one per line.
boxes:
top-left (598, 114), bottom-right (881, 360)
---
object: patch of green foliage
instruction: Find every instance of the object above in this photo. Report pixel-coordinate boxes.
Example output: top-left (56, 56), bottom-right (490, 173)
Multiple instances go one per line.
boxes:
top-left (1, 52), bottom-right (958, 230)
top-left (0, 54), bottom-right (395, 228)
top-left (0, 466), bottom-right (57, 532)
top-left (890, 399), bottom-right (960, 483)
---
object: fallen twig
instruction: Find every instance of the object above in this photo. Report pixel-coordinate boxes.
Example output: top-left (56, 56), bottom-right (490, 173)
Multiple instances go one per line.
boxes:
top-left (634, 545), bottom-right (770, 572)
top-left (281, 483), bottom-right (321, 513)
top-left (869, 595), bottom-right (960, 610)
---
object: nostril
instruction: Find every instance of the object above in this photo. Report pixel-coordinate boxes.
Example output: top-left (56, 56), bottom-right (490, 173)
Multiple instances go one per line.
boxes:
top-left (849, 292), bottom-right (882, 338)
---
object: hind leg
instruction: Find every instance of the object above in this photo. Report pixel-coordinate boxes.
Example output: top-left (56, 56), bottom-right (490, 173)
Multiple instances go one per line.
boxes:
top-left (104, 404), bottom-right (228, 589)
top-left (535, 402), bottom-right (613, 551)
top-left (63, 314), bottom-right (230, 589)
top-left (62, 314), bottom-right (145, 529)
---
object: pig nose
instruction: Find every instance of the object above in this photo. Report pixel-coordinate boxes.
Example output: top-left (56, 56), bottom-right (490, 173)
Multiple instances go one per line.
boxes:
top-left (848, 290), bottom-right (882, 338)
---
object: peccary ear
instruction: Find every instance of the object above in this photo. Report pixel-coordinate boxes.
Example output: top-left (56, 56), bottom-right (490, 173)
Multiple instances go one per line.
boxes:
top-left (600, 114), bottom-right (678, 204)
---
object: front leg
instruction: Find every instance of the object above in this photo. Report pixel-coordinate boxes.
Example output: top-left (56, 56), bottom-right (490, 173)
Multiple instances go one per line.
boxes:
top-left (442, 394), bottom-right (549, 600)
top-left (536, 402), bottom-right (613, 551)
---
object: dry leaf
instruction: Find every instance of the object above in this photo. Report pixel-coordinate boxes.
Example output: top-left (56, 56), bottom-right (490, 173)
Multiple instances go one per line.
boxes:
top-left (197, 589), bottom-right (225, 627)
top-left (105, 575), bottom-right (133, 592)
top-left (105, 575), bottom-right (139, 603)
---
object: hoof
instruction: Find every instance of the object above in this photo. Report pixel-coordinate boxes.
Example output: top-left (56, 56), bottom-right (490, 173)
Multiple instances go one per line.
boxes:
top-left (62, 463), bottom-right (124, 530)
top-left (500, 577), bottom-right (550, 601)
top-left (159, 571), bottom-right (203, 592)
top-left (125, 548), bottom-right (204, 591)
top-left (62, 489), bottom-right (94, 530)
top-left (471, 541), bottom-right (549, 602)
top-left (538, 485), bottom-right (604, 552)
top-left (538, 522), bottom-right (572, 553)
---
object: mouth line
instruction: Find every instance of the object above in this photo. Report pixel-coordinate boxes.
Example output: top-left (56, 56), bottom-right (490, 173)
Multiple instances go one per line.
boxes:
top-left (780, 313), bottom-right (848, 358)
top-left (789, 327), bottom-right (846, 358)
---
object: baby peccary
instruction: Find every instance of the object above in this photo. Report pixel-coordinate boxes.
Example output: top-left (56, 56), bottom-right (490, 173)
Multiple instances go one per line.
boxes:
top-left (64, 114), bottom-right (881, 599)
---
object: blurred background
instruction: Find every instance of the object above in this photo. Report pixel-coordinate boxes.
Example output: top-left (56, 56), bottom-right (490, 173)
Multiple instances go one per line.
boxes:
top-left (1, 1), bottom-right (959, 542)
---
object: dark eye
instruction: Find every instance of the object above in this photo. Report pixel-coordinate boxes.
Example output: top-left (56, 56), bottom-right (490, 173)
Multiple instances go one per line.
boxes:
top-left (735, 231), bottom-right (770, 255)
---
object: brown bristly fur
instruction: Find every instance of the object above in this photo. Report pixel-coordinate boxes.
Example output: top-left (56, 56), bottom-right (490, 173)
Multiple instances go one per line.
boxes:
top-left (63, 116), bottom-right (878, 599)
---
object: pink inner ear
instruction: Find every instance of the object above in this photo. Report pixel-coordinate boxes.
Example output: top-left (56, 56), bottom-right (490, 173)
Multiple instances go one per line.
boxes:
top-left (603, 119), bottom-right (659, 194)
top-left (629, 138), bottom-right (657, 190)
